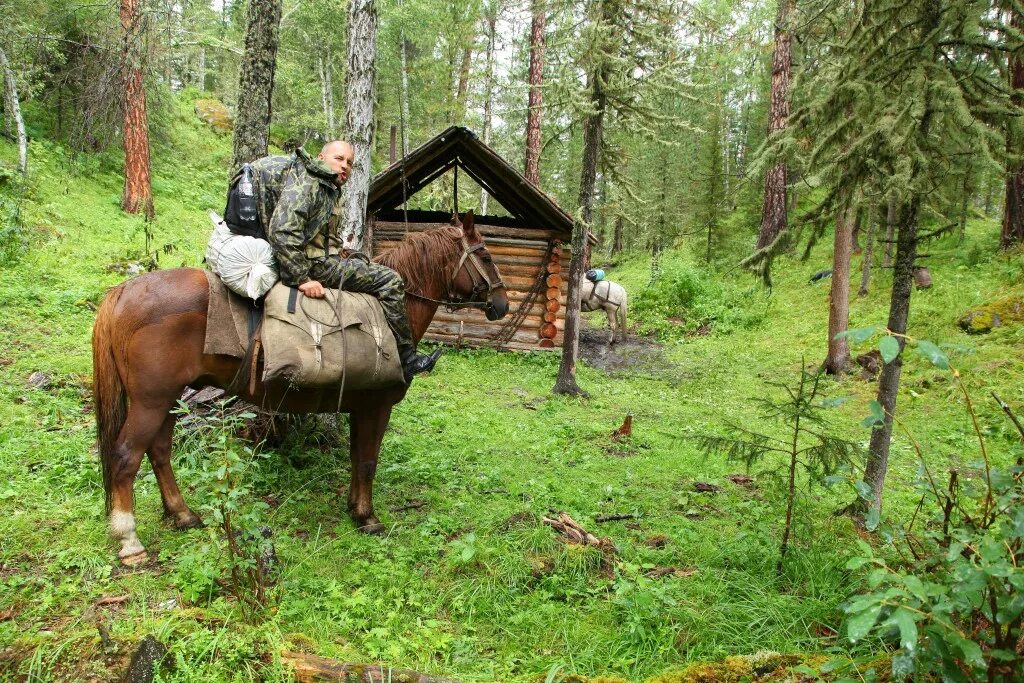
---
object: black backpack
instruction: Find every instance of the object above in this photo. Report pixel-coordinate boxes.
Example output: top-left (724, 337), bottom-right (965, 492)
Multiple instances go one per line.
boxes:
top-left (224, 163), bottom-right (264, 239)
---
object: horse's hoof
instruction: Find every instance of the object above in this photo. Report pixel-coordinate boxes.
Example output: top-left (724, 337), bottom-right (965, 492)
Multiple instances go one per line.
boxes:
top-left (357, 522), bottom-right (385, 535)
top-left (169, 511), bottom-right (204, 530)
top-left (120, 550), bottom-right (149, 567)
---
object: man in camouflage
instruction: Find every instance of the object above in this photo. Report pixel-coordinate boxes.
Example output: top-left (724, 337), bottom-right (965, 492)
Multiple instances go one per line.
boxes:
top-left (243, 140), bottom-right (440, 383)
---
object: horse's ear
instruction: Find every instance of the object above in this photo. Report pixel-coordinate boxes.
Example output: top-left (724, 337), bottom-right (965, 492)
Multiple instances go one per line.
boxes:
top-left (463, 210), bottom-right (476, 236)
top-left (450, 212), bottom-right (463, 228)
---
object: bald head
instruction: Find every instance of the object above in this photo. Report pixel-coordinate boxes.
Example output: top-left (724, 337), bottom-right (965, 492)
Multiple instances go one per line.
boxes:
top-left (318, 140), bottom-right (354, 186)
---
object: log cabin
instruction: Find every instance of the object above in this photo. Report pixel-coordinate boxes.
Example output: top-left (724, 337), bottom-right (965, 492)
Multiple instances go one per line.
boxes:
top-left (366, 126), bottom-right (594, 351)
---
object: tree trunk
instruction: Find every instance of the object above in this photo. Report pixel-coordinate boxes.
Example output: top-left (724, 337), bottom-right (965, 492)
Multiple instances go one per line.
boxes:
top-left (341, 0), bottom-right (378, 250)
top-left (553, 61), bottom-right (608, 396)
top-left (454, 43), bottom-right (473, 124)
top-left (480, 8), bottom-right (497, 214)
top-left (824, 202), bottom-right (854, 374)
top-left (755, 0), bottom-right (794, 250)
top-left (0, 47), bottom-right (27, 176)
top-left (196, 46), bottom-right (206, 90)
top-left (858, 205), bottom-right (875, 297)
top-left (611, 214), bottom-right (623, 255)
top-left (120, 0), bottom-right (154, 218)
top-left (862, 198), bottom-right (919, 515)
top-left (859, 85), bottom-right (937, 522)
top-left (524, 0), bottom-right (545, 186)
top-left (851, 208), bottom-right (863, 254)
top-left (232, 0), bottom-right (282, 169)
top-left (1003, 5), bottom-right (1024, 249)
top-left (882, 194), bottom-right (896, 268)
top-left (318, 50), bottom-right (336, 139)
top-left (958, 163), bottom-right (971, 244)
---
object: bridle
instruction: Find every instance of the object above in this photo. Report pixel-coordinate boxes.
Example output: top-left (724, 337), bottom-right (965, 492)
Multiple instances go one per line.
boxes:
top-left (406, 234), bottom-right (506, 312)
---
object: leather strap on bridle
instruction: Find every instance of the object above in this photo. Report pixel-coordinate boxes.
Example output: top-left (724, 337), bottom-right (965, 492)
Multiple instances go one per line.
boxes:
top-left (407, 235), bottom-right (505, 310)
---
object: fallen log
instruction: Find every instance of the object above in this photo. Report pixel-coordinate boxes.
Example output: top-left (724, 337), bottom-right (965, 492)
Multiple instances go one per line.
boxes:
top-left (282, 652), bottom-right (459, 683)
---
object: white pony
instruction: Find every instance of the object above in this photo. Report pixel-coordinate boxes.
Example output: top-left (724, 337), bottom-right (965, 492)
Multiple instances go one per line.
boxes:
top-left (581, 279), bottom-right (628, 344)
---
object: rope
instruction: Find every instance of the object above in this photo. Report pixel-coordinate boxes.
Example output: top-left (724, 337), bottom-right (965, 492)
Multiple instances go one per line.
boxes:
top-left (495, 242), bottom-right (554, 349)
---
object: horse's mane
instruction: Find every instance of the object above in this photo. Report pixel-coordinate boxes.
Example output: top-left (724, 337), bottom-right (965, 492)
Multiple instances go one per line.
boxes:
top-left (374, 226), bottom-right (463, 293)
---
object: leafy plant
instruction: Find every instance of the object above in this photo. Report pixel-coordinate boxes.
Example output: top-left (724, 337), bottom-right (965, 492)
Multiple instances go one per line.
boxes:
top-left (697, 365), bottom-right (862, 574)
top-left (842, 382), bottom-right (1024, 681)
top-left (172, 399), bottom-right (276, 619)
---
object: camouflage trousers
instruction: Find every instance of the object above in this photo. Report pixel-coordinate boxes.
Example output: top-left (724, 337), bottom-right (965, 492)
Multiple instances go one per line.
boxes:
top-left (308, 256), bottom-right (417, 358)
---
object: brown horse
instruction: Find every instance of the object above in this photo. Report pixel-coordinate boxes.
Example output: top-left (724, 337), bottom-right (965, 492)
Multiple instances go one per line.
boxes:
top-left (92, 213), bottom-right (508, 565)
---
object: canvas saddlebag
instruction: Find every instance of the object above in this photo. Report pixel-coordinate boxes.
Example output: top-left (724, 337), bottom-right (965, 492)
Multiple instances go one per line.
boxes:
top-left (261, 282), bottom-right (404, 390)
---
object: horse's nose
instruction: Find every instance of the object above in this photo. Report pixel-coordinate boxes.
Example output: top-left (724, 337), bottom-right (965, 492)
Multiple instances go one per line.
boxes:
top-left (486, 290), bottom-right (509, 320)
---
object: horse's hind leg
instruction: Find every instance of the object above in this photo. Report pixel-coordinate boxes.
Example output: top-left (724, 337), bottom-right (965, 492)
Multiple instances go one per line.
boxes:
top-left (109, 400), bottom-right (173, 564)
top-left (606, 307), bottom-right (617, 346)
top-left (148, 412), bottom-right (202, 530)
top-left (347, 406), bottom-right (393, 535)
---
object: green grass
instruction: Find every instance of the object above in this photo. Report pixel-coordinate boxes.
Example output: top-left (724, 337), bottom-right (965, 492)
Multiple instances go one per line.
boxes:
top-left (1, 94), bottom-right (1022, 681)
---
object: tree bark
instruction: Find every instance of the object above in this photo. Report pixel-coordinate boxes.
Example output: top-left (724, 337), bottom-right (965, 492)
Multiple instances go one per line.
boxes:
top-left (553, 25), bottom-right (610, 396)
top-left (1003, 5), bottom-right (1024, 249)
top-left (863, 197), bottom-right (919, 515)
top-left (0, 47), bottom-right (27, 176)
top-left (318, 50), bottom-right (336, 139)
top-left (858, 205), bottom-right (875, 297)
top-left (611, 214), bottom-right (623, 255)
top-left (454, 43), bottom-right (473, 124)
top-left (824, 202), bottom-right (854, 374)
top-left (481, 7), bottom-right (497, 214)
top-left (232, 0), bottom-right (282, 169)
top-left (120, 0), bottom-right (154, 218)
top-left (524, 0), bottom-right (545, 186)
top-left (882, 194), bottom-right (896, 268)
top-left (342, 0), bottom-right (378, 250)
top-left (958, 163), bottom-right (971, 243)
top-left (755, 0), bottom-right (794, 250)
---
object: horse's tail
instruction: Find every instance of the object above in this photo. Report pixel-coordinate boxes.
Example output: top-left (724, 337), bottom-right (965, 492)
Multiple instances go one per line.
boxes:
top-left (93, 285), bottom-right (127, 514)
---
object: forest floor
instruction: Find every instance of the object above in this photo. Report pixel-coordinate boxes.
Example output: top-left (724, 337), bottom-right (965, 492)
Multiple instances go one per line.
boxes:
top-left (1, 95), bottom-right (1023, 682)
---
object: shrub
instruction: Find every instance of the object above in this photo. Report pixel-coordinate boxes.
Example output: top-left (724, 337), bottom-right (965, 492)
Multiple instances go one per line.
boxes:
top-left (630, 259), bottom-right (765, 337)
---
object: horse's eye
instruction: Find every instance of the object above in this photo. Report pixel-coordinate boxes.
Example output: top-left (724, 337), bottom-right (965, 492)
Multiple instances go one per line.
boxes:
top-left (483, 254), bottom-right (492, 263)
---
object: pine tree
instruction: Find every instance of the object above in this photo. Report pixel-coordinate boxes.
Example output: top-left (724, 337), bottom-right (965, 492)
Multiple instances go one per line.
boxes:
top-left (232, 0), bottom-right (282, 169)
top-left (746, 0), bottom-right (1020, 520)
top-left (524, 0), bottom-right (546, 186)
top-left (341, 0), bottom-right (378, 250)
top-left (120, 0), bottom-right (154, 218)
top-left (755, 0), bottom-right (794, 250)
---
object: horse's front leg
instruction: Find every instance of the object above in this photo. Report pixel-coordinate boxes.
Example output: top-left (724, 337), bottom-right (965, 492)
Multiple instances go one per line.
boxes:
top-left (148, 412), bottom-right (202, 530)
top-left (347, 406), bottom-right (393, 535)
top-left (606, 307), bottom-right (617, 346)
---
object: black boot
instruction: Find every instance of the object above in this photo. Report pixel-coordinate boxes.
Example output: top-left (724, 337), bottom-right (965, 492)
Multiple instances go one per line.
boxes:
top-left (400, 347), bottom-right (443, 384)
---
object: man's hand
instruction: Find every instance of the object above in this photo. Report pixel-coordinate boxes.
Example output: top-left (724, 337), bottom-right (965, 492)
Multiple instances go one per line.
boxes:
top-left (298, 280), bottom-right (325, 299)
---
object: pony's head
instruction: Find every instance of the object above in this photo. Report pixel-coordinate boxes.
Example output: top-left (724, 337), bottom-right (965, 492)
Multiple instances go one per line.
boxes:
top-left (449, 210), bottom-right (509, 321)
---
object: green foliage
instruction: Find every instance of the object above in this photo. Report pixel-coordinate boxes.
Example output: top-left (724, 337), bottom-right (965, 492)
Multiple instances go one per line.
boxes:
top-left (630, 256), bottom-right (765, 337)
top-left (172, 399), bottom-right (275, 619)
top-left (697, 365), bottom-right (861, 573)
top-left (0, 173), bottom-right (26, 265)
top-left (842, 385), bottom-right (1024, 681)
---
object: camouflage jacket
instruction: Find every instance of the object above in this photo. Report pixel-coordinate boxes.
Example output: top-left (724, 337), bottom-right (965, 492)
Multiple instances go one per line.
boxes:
top-left (248, 148), bottom-right (340, 286)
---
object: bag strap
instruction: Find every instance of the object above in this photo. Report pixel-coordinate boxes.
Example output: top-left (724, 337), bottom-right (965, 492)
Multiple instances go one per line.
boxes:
top-left (287, 287), bottom-right (299, 314)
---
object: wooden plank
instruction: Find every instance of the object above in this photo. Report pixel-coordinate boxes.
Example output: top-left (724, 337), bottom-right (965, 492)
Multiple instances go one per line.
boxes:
top-left (423, 331), bottom-right (554, 351)
top-left (424, 328), bottom-right (543, 347)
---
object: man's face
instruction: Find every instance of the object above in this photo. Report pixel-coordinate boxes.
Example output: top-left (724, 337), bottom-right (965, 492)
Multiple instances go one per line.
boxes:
top-left (319, 142), bottom-right (354, 186)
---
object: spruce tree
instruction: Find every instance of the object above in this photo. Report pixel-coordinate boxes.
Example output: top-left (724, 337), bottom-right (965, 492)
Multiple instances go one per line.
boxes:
top-left (745, 0), bottom-right (1020, 521)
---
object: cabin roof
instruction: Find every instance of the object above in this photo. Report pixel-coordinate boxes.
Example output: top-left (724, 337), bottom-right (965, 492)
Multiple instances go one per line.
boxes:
top-left (368, 126), bottom-right (576, 237)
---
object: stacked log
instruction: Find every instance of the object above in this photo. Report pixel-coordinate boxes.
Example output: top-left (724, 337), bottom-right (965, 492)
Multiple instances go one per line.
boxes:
top-left (538, 243), bottom-right (562, 348)
top-left (373, 222), bottom-right (570, 350)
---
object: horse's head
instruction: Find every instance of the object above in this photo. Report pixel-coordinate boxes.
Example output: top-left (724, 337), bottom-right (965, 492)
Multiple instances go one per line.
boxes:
top-left (449, 211), bottom-right (509, 321)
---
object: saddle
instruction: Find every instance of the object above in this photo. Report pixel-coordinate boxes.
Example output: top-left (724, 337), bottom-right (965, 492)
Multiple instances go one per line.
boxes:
top-left (203, 271), bottom-right (404, 393)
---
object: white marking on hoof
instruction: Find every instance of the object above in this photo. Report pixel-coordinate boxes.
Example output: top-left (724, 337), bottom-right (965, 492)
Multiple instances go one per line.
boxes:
top-left (120, 550), bottom-right (149, 567)
top-left (111, 510), bottom-right (146, 560)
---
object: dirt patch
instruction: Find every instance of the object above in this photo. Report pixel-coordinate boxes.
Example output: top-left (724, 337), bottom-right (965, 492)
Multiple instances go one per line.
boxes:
top-left (579, 326), bottom-right (685, 381)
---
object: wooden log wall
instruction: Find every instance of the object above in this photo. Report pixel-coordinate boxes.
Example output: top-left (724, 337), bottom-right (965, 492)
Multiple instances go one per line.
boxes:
top-left (373, 221), bottom-right (570, 350)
